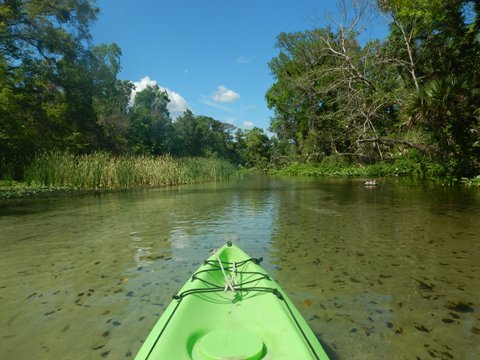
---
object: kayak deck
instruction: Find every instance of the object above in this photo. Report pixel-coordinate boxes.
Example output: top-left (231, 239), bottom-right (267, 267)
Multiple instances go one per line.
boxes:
top-left (134, 243), bottom-right (330, 360)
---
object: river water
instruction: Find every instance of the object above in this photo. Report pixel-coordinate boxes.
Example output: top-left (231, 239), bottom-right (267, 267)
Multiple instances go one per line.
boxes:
top-left (0, 175), bottom-right (479, 359)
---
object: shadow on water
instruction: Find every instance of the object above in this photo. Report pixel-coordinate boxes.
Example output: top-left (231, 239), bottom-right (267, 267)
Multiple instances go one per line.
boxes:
top-left (317, 337), bottom-right (340, 360)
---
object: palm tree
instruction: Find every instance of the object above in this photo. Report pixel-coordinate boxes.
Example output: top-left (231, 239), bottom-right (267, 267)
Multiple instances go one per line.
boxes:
top-left (404, 76), bottom-right (479, 175)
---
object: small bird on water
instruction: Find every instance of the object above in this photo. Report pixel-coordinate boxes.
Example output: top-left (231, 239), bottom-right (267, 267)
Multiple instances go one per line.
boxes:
top-left (364, 179), bottom-right (377, 187)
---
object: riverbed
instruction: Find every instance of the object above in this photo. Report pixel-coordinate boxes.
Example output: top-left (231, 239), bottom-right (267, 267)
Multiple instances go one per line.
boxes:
top-left (1, 175), bottom-right (479, 359)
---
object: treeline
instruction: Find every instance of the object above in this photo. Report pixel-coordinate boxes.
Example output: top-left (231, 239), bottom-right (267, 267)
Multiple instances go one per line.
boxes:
top-left (4, 1), bottom-right (478, 181)
top-left (266, 0), bottom-right (480, 177)
top-left (0, 0), bottom-right (271, 180)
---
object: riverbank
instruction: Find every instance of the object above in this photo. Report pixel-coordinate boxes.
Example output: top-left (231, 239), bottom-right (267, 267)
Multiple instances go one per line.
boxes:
top-left (273, 159), bottom-right (480, 186)
top-left (0, 152), bottom-right (238, 200)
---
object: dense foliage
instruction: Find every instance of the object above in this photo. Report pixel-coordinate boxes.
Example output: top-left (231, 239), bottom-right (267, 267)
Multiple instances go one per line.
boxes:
top-left (0, 0), bottom-right (273, 181)
top-left (266, 0), bottom-right (480, 177)
top-left (2, 0), bottom-right (479, 182)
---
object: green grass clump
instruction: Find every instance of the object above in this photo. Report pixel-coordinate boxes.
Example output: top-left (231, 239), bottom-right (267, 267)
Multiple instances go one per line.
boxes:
top-left (275, 159), bottom-right (367, 177)
top-left (275, 156), bottom-right (447, 179)
top-left (24, 151), bottom-right (237, 190)
top-left (460, 175), bottom-right (480, 186)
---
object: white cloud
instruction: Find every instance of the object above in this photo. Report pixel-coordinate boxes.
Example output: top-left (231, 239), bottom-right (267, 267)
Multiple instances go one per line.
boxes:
top-left (243, 103), bottom-right (258, 110)
top-left (243, 121), bottom-right (254, 129)
top-left (223, 117), bottom-right (237, 126)
top-left (211, 85), bottom-right (240, 103)
top-left (131, 76), bottom-right (189, 119)
top-left (200, 97), bottom-right (233, 112)
top-left (132, 76), bottom-right (157, 99)
top-left (237, 55), bottom-right (252, 64)
top-left (165, 90), bottom-right (189, 118)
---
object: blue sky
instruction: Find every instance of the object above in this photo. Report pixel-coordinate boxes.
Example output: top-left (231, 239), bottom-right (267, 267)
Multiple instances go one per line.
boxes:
top-left (91, 0), bottom-right (388, 131)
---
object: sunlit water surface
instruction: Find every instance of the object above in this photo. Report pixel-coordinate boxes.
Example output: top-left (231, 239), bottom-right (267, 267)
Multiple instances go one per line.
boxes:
top-left (1, 175), bottom-right (479, 359)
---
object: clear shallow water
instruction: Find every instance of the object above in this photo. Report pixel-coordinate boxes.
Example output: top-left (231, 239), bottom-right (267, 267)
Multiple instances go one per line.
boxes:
top-left (0, 175), bottom-right (479, 359)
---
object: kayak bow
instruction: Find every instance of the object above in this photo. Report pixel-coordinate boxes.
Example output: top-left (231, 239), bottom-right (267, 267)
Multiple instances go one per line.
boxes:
top-left (134, 242), bottom-right (330, 360)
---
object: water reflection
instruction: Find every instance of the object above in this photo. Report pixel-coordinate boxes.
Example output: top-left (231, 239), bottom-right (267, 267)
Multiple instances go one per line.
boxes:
top-left (0, 176), bottom-right (479, 359)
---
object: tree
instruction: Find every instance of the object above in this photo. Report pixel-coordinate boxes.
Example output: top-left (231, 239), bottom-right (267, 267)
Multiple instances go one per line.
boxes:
top-left (173, 110), bottom-right (237, 159)
top-left (173, 110), bottom-right (204, 156)
top-left (236, 128), bottom-right (271, 168)
top-left (196, 116), bottom-right (236, 159)
top-left (266, 29), bottom-right (343, 160)
top-left (0, 0), bottom-right (98, 65)
top-left (267, 1), bottom-right (400, 163)
top-left (380, 0), bottom-right (480, 175)
top-left (0, 53), bottom-right (34, 177)
top-left (0, 0), bottom-right (100, 175)
top-left (128, 85), bottom-right (173, 155)
top-left (91, 44), bottom-right (133, 153)
top-left (267, 0), bottom-right (480, 176)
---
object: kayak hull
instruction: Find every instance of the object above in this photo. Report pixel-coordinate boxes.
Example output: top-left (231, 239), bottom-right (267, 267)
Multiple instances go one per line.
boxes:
top-left (134, 243), bottom-right (330, 360)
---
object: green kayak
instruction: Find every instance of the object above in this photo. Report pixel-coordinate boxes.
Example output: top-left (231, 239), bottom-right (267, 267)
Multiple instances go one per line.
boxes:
top-left (134, 242), bottom-right (330, 360)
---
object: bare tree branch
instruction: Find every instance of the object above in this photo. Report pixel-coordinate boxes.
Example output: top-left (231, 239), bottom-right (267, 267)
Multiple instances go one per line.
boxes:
top-left (357, 137), bottom-right (435, 153)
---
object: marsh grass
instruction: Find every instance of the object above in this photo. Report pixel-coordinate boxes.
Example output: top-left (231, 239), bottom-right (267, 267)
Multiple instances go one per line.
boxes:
top-left (24, 152), bottom-right (237, 190)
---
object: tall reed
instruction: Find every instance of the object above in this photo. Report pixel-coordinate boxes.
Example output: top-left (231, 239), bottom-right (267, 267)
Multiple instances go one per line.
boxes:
top-left (24, 151), bottom-right (237, 189)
